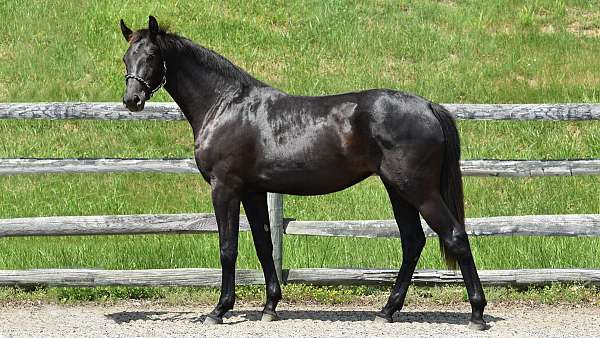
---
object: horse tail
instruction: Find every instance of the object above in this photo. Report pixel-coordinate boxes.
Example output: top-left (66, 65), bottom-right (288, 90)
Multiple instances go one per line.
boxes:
top-left (429, 102), bottom-right (464, 270)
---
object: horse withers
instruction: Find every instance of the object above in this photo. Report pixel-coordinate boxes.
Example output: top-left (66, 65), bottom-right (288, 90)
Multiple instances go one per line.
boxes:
top-left (120, 16), bottom-right (487, 330)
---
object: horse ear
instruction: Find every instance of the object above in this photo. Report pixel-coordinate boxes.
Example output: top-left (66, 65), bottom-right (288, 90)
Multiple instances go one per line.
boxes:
top-left (120, 19), bottom-right (132, 42)
top-left (149, 15), bottom-right (159, 34)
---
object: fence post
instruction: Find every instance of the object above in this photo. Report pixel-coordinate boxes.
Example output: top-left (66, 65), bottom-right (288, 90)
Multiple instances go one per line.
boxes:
top-left (267, 192), bottom-right (284, 283)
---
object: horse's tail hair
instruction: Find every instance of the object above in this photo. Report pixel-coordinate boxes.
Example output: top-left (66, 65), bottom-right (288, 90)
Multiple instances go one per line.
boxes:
top-left (429, 102), bottom-right (464, 270)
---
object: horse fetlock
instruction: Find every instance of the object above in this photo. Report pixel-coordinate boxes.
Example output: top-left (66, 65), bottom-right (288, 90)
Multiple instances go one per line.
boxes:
top-left (216, 294), bottom-right (236, 313)
top-left (267, 284), bottom-right (282, 301)
top-left (222, 299), bottom-right (235, 311)
top-left (469, 294), bottom-right (487, 319)
top-left (263, 292), bottom-right (281, 315)
top-left (467, 287), bottom-right (486, 304)
top-left (379, 300), bottom-right (402, 322)
top-left (470, 294), bottom-right (487, 308)
top-left (374, 313), bottom-right (393, 323)
top-left (203, 315), bottom-right (223, 325)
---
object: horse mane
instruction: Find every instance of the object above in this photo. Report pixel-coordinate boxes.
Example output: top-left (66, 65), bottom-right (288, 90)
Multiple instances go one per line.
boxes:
top-left (133, 28), bottom-right (268, 88)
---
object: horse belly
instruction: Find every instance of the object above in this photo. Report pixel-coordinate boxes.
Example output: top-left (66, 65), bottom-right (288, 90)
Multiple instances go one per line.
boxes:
top-left (252, 153), bottom-right (374, 195)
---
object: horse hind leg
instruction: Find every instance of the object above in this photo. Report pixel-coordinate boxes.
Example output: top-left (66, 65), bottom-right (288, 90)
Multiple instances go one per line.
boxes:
top-left (374, 180), bottom-right (425, 323)
top-left (376, 150), bottom-right (486, 329)
top-left (418, 192), bottom-right (488, 330)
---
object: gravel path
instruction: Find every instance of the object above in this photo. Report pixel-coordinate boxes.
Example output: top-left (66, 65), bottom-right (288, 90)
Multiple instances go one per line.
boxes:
top-left (1, 302), bottom-right (599, 337)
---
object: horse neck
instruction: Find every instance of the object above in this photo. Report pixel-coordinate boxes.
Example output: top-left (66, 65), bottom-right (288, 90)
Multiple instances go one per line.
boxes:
top-left (163, 52), bottom-right (246, 132)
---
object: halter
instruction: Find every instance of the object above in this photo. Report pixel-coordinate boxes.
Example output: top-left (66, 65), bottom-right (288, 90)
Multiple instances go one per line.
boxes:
top-left (125, 61), bottom-right (167, 99)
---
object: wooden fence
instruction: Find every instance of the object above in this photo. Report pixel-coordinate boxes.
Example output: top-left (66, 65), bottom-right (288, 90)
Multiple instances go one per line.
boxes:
top-left (1, 102), bottom-right (599, 287)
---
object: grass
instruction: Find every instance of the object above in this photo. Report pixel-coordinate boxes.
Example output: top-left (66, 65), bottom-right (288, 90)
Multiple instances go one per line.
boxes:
top-left (1, 0), bottom-right (600, 302)
top-left (3, 1), bottom-right (600, 103)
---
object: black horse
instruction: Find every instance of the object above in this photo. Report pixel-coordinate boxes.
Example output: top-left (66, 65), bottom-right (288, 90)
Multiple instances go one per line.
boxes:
top-left (119, 16), bottom-right (487, 329)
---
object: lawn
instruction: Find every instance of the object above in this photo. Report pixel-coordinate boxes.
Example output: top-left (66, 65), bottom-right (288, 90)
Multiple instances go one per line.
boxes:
top-left (0, 0), bottom-right (599, 277)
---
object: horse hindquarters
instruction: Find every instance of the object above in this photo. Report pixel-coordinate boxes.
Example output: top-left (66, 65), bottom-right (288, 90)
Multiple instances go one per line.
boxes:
top-left (425, 103), bottom-right (487, 329)
top-left (375, 102), bottom-right (487, 329)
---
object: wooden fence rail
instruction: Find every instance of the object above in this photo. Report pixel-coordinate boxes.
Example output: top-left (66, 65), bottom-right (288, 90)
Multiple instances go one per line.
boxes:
top-left (1, 213), bottom-right (599, 238)
top-left (2, 102), bottom-right (600, 120)
top-left (1, 158), bottom-right (599, 176)
top-left (1, 102), bottom-right (599, 287)
top-left (0, 268), bottom-right (598, 287)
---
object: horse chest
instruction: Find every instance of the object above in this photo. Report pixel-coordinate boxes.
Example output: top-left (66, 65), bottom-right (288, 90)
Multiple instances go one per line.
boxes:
top-left (193, 125), bottom-right (246, 180)
top-left (193, 137), bottom-right (218, 179)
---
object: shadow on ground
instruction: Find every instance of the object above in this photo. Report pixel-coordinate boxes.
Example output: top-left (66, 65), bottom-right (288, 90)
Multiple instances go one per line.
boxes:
top-left (106, 309), bottom-right (503, 326)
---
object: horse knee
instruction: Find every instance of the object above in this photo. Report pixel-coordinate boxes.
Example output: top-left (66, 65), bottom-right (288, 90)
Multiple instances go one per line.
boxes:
top-left (220, 248), bottom-right (238, 268)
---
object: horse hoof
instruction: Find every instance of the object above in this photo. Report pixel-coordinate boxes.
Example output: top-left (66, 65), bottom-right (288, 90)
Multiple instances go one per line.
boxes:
top-left (261, 312), bottom-right (278, 322)
top-left (373, 314), bottom-right (392, 323)
top-left (204, 315), bottom-right (223, 325)
top-left (468, 320), bottom-right (488, 331)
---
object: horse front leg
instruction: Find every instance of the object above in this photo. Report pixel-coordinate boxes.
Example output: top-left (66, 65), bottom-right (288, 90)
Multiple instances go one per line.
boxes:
top-left (204, 180), bottom-right (241, 325)
top-left (242, 192), bottom-right (282, 321)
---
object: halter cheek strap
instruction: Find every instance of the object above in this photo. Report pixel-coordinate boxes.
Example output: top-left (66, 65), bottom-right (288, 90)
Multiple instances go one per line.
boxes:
top-left (125, 61), bottom-right (167, 99)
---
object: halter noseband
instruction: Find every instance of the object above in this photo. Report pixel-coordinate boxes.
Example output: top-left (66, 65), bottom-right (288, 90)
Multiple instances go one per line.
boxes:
top-left (125, 61), bottom-right (167, 99)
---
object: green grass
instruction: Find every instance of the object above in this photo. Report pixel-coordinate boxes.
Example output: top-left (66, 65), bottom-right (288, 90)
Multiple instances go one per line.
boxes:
top-left (3, 0), bottom-right (600, 102)
top-left (1, 0), bottom-right (600, 301)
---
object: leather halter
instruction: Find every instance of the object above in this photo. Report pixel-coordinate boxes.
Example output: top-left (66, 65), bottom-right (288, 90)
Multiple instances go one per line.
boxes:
top-left (124, 61), bottom-right (167, 99)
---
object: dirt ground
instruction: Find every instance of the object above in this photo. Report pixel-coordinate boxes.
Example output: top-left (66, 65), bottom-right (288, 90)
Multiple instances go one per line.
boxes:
top-left (1, 301), bottom-right (599, 337)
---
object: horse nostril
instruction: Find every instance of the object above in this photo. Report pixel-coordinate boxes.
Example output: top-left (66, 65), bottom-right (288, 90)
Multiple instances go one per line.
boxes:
top-left (133, 95), bottom-right (141, 104)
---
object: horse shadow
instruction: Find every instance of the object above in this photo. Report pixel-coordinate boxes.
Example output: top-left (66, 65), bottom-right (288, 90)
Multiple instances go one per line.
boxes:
top-left (105, 309), bottom-right (504, 326)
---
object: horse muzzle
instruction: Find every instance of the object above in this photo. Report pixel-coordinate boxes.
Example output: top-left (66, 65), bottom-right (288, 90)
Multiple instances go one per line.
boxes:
top-left (123, 92), bottom-right (146, 112)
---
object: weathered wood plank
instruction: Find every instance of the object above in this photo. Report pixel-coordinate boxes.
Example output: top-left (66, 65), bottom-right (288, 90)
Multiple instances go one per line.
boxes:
top-left (0, 102), bottom-right (184, 121)
top-left (286, 268), bottom-right (600, 286)
top-left (1, 158), bottom-right (599, 176)
top-left (0, 214), bottom-right (250, 237)
top-left (2, 103), bottom-right (600, 120)
top-left (447, 103), bottom-right (600, 120)
top-left (285, 214), bottom-right (600, 238)
top-left (0, 158), bottom-right (198, 175)
top-left (0, 268), bottom-right (598, 287)
top-left (460, 159), bottom-right (600, 176)
top-left (0, 268), bottom-right (263, 287)
top-left (0, 213), bottom-right (598, 238)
